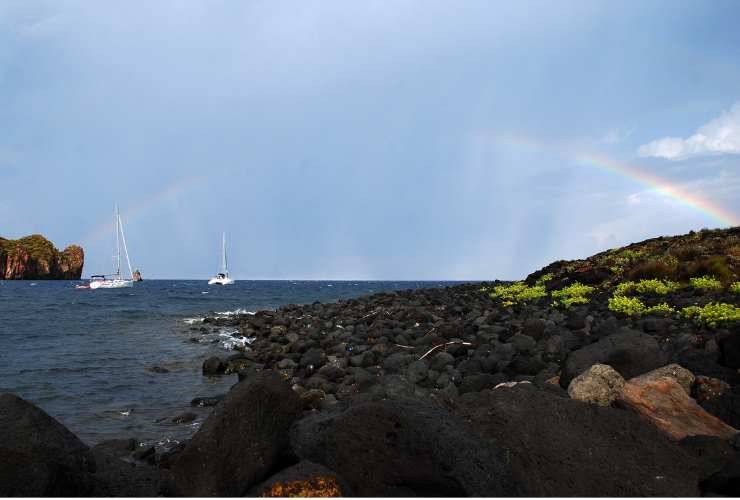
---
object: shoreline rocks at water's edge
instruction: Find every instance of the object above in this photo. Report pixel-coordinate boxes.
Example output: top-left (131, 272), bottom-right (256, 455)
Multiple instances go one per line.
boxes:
top-left (3, 226), bottom-right (740, 496)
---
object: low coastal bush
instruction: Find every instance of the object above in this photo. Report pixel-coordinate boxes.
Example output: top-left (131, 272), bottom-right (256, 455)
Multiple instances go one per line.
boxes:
top-left (489, 282), bottom-right (546, 306)
top-left (690, 276), bottom-right (723, 291)
top-left (731, 282), bottom-right (740, 294)
top-left (535, 273), bottom-right (554, 286)
top-left (613, 279), bottom-right (681, 297)
top-left (608, 296), bottom-right (646, 316)
top-left (608, 296), bottom-right (676, 316)
top-left (644, 303), bottom-right (676, 315)
top-left (551, 282), bottom-right (594, 308)
top-left (681, 303), bottom-right (740, 328)
top-left (627, 259), bottom-right (677, 281)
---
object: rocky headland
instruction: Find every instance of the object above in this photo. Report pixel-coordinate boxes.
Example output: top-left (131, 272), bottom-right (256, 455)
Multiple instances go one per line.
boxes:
top-left (2, 227), bottom-right (740, 496)
top-left (0, 234), bottom-right (84, 279)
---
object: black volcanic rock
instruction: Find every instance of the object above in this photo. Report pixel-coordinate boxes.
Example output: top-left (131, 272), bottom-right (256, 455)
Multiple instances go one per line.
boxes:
top-left (289, 397), bottom-right (516, 496)
top-left (169, 371), bottom-right (303, 496)
top-left (456, 384), bottom-right (703, 496)
top-left (0, 393), bottom-right (94, 496)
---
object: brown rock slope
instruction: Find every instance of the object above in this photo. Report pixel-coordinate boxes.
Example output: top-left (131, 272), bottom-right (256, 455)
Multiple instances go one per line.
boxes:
top-left (0, 234), bottom-right (84, 279)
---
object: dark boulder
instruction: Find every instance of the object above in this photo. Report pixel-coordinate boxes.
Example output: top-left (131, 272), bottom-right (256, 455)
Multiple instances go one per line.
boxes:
top-left (89, 442), bottom-right (161, 496)
top-left (700, 385), bottom-right (740, 430)
top-left (0, 393), bottom-right (94, 496)
top-left (169, 371), bottom-right (304, 496)
top-left (289, 398), bottom-right (515, 496)
top-left (719, 332), bottom-right (740, 369)
top-left (560, 329), bottom-right (668, 388)
top-left (456, 384), bottom-right (703, 496)
top-left (202, 356), bottom-right (227, 376)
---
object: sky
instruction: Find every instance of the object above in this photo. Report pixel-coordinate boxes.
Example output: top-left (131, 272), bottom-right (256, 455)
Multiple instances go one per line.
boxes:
top-left (1, 1), bottom-right (739, 280)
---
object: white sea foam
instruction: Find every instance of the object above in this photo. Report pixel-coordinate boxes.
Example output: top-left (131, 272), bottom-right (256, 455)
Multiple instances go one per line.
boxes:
top-left (218, 331), bottom-right (255, 350)
top-left (214, 308), bottom-right (255, 318)
top-left (183, 317), bottom-right (205, 325)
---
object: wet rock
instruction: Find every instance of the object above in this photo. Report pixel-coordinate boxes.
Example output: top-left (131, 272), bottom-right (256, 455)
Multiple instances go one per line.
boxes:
top-left (190, 395), bottom-right (225, 407)
top-left (147, 365), bottom-right (169, 374)
top-left (567, 363), bottom-right (625, 406)
top-left (617, 375), bottom-right (739, 441)
top-left (170, 371), bottom-right (304, 496)
top-left (457, 384), bottom-right (703, 496)
top-left (0, 393), bottom-right (94, 496)
top-left (202, 356), bottom-right (227, 376)
top-left (560, 329), bottom-right (668, 388)
top-left (171, 412), bottom-right (197, 424)
top-left (133, 445), bottom-right (156, 464)
top-left (289, 398), bottom-right (515, 496)
top-left (247, 461), bottom-right (350, 497)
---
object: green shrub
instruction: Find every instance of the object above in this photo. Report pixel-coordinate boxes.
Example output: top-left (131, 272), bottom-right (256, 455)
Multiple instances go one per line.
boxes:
top-left (535, 273), bottom-right (554, 286)
top-left (489, 282), bottom-right (547, 304)
top-left (644, 303), bottom-right (676, 315)
top-left (690, 276), bottom-right (723, 291)
top-left (730, 282), bottom-right (740, 294)
top-left (681, 303), bottom-right (740, 328)
top-left (608, 296), bottom-right (646, 316)
top-left (613, 279), bottom-right (681, 296)
top-left (551, 282), bottom-right (595, 308)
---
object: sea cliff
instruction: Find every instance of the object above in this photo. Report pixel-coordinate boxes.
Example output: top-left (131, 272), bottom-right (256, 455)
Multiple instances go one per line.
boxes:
top-left (0, 234), bottom-right (84, 280)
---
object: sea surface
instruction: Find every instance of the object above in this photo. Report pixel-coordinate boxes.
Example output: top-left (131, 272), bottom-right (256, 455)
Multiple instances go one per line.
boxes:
top-left (0, 279), bottom-right (463, 448)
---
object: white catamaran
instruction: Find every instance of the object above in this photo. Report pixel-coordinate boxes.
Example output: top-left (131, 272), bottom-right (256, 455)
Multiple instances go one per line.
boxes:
top-left (89, 206), bottom-right (135, 289)
top-left (208, 232), bottom-right (234, 285)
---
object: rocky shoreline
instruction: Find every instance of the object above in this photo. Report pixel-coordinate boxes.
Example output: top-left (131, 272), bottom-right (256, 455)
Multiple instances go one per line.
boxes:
top-left (2, 228), bottom-right (740, 496)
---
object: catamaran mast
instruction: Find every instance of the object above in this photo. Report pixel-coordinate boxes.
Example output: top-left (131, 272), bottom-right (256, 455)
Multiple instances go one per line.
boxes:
top-left (222, 232), bottom-right (228, 274)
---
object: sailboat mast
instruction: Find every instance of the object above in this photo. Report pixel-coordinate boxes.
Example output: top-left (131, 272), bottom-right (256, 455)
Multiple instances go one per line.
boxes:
top-left (115, 205), bottom-right (121, 277)
top-left (118, 210), bottom-right (134, 280)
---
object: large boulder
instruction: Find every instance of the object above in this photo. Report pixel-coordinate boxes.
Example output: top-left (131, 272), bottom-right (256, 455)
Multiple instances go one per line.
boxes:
top-left (630, 363), bottom-right (695, 395)
top-left (567, 363), bottom-right (625, 406)
top-left (617, 375), bottom-right (738, 441)
top-left (169, 371), bottom-right (304, 496)
top-left (456, 384), bottom-right (703, 496)
top-left (719, 332), bottom-right (740, 369)
top-left (0, 393), bottom-right (94, 496)
top-left (289, 398), bottom-right (515, 496)
top-left (560, 329), bottom-right (668, 388)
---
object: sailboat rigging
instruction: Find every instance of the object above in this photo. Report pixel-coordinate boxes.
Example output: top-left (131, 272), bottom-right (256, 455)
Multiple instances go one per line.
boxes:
top-left (208, 232), bottom-right (234, 285)
top-left (88, 205), bottom-right (135, 289)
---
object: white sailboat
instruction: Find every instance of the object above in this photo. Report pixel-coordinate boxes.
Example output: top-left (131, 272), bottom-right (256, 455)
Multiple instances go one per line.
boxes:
top-left (208, 232), bottom-right (234, 285)
top-left (89, 205), bottom-right (135, 289)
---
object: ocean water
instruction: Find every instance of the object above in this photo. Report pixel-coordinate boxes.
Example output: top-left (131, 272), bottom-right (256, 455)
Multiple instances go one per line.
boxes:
top-left (0, 279), bottom-right (462, 448)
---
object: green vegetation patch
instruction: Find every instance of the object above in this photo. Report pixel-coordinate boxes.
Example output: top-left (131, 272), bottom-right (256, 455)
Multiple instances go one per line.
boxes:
top-left (613, 279), bottom-right (681, 297)
top-left (489, 282), bottom-right (547, 306)
top-left (690, 276), bottom-right (723, 291)
top-left (731, 282), bottom-right (740, 294)
top-left (608, 296), bottom-right (646, 316)
top-left (681, 303), bottom-right (740, 328)
top-left (551, 282), bottom-right (595, 308)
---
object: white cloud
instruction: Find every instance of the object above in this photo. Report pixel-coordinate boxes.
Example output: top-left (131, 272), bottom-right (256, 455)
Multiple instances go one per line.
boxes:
top-left (638, 102), bottom-right (740, 160)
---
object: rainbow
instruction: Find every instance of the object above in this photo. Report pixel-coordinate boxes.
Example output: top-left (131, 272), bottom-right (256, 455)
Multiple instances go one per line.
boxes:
top-left (576, 153), bottom-right (740, 227)
top-left (81, 175), bottom-right (203, 245)
top-left (488, 133), bottom-right (740, 227)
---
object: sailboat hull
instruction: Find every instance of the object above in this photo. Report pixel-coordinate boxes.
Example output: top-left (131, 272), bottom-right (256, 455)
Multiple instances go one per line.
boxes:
top-left (207, 277), bottom-right (234, 286)
top-left (90, 279), bottom-right (134, 289)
